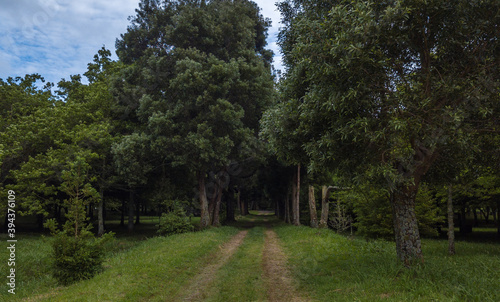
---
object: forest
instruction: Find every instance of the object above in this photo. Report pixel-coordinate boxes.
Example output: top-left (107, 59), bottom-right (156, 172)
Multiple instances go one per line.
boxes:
top-left (1, 0), bottom-right (499, 301)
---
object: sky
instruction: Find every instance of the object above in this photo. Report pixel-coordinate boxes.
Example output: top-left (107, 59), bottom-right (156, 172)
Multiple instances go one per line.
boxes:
top-left (0, 0), bottom-right (283, 86)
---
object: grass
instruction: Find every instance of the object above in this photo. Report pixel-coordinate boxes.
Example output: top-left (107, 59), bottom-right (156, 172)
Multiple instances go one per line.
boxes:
top-left (2, 212), bottom-right (499, 301)
top-left (204, 226), bottom-right (267, 302)
top-left (0, 216), bottom-right (205, 301)
top-left (10, 226), bottom-right (240, 301)
top-left (0, 233), bottom-right (57, 298)
top-left (274, 225), bottom-right (500, 301)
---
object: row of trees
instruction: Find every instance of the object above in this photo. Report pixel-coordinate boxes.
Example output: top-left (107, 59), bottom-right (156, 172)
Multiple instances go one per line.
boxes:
top-left (1, 0), bottom-right (499, 268)
top-left (1, 0), bottom-right (274, 236)
top-left (261, 0), bottom-right (500, 266)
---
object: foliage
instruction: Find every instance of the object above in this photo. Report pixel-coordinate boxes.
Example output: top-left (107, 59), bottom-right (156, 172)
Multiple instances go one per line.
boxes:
top-left (114, 0), bottom-right (275, 228)
top-left (273, 0), bottom-right (500, 264)
top-left (49, 231), bottom-right (114, 285)
top-left (157, 207), bottom-right (194, 236)
top-left (341, 184), bottom-right (444, 239)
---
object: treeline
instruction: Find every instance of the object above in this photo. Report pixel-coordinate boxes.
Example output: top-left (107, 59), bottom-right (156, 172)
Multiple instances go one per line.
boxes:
top-left (262, 0), bottom-right (500, 266)
top-left (0, 0), bottom-right (275, 236)
top-left (1, 0), bottom-right (499, 267)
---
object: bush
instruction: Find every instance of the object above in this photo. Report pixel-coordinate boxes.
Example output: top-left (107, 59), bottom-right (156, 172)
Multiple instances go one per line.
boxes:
top-left (157, 208), bottom-right (194, 236)
top-left (344, 183), bottom-right (444, 239)
top-left (51, 231), bottom-right (114, 285)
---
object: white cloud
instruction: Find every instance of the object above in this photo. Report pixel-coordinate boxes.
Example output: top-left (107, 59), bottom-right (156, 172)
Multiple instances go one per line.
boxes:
top-left (0, 0), bottom-right (283, 84)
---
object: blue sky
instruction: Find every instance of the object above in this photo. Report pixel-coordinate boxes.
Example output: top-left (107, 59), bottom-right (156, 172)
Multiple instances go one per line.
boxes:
top-left (0, 0), bottom-right (283, 85)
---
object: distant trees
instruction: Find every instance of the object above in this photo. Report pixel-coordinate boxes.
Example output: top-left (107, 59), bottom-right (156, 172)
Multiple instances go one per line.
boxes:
top-left (269, 0), bottom-right (500, 265)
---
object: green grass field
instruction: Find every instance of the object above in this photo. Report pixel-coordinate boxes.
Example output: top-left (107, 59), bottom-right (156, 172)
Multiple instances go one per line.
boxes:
top-left (1, 214), bottom-right (499, 301)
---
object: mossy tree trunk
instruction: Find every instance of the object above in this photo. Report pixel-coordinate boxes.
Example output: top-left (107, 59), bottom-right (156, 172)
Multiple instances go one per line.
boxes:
top-left (198, 171), bottom-right (210, 228)
top-left (97, 188), bottom-right (105, 237)
top-left (319, 186), bottom-right (330, 228)
top-left (308, 185), bottom-right (318, 228)
top-left (447, 185), bottom-right (455, 255)
top-left (128, 189), bottom-right (134, 233)
top-left (391, 185), bottom-right (423, 266)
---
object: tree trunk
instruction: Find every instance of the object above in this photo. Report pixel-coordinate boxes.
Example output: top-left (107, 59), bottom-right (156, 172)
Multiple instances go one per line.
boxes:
top-left (447, 185), bottom-right (455, 255)
top-left (275, 198), bottom-right (279, 216)
top-left (284, 191), bottom-right (290, 223)
top-left (97, 189), bottom-right (105, 237)
top-left (237, 190), bottom-right (245, 216)
top-left (292, 164), bottom-right (301, 226)
top-left (211, 186), bottom-right (223, 226)
top-left (319, 186), bottom-right (330, 228)
top-left (391, 185), bottom-right (423, 266)
top-left (120, 198), bottom-right (125, 227)
top-left (243, 198), bottom-right (249, 215)
top-left (225, 190), bottom-right (235, 223)
top-left (459, 206), bottom-right (467, 234)
top-left (135, 198), bottom-right (140, 225)
top-left (481, 207), bottom-right (490, 224)
top-left (308, 185), bottom-right (318, 228)
top-left (128, 190), bottom-right (134, 233)
top-left (473, 208), bottom-right (478, 227)
top-left (198, 171), bottom-right (210, 228)
top-left (497, 200), bottom-right (500, 237)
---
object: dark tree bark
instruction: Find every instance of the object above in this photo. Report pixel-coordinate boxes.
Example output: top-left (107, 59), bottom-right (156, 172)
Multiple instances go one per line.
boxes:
top-left (198, 171), bottom-right (210, 228)
top-left (120, 198), bottom-right (125, 227)
top-left (97, 188), bottom-right (105, 237)
top-left (391, 185), bottom-right (423, 266)
top-left (473, 208), bottom-right (478, 227)
top-left (308, 185), bottom-right (318, 228)
top-left (211, 185), bottom-right (223, 226)
top-left (284, 190), bottom-right (291, 224)
top-left (497, 200), bottom-right (500, 237)
top-left (135, 198), bottom-right (140, 225)
top-left (447, 185), bottom-right (455, 255)
top-left (243, 198), bottom-right (249, 215)
top-left (128, 189), bottom-right (134, 232)
top-left (292, 164), bottom-right (301, 226)
top-left (237, 189), bottom-right (245, 216)
top-left (225, 190), bottom-right (235, 223)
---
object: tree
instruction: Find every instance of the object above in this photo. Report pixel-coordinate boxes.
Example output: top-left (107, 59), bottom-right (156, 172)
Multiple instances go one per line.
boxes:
top-left (277, 0), bottom-right (500, 265)
top-left (114, 0), bottom-right (274, 228)
top-left (0, 75), bottom-right (56, 226)
top-left (1, 49), bottom-right (123, 235)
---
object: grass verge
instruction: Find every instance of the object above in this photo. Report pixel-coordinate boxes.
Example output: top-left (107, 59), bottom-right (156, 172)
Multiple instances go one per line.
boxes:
top-left (1, 226), bottom-right (239, 301)
top-left (275, 225), bottom-right (500, 301)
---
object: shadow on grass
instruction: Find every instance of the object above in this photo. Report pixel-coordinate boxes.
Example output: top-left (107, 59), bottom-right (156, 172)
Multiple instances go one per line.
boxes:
top-left (226, 210), bottom-right (284, 229)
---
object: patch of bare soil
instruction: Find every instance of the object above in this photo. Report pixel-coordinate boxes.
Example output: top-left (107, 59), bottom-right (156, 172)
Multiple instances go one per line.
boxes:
top-left (179, 230), bottom-right (248, 301)
top-left (262, 230), bottom-right (310, 302)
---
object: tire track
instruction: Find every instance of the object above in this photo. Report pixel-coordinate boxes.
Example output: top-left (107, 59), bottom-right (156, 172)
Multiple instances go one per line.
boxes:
top-left (262, 229), bottom-right (310, 302)
top-left (179, 230), bottom-right (248, 301)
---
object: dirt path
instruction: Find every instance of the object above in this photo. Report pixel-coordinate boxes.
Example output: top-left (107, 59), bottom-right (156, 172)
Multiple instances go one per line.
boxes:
top-left (262, 229), bottom-right (310, 302)
top-left (179, 230), bottom-right (248, 301)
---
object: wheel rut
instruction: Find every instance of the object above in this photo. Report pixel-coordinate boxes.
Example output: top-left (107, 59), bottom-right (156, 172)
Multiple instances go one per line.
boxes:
top-left (262, 229), bottom-right (310, 302)
top-left (179, 230), bottom-right (248, 301)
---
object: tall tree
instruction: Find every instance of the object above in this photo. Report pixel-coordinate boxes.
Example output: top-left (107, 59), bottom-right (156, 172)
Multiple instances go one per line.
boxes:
top-left (114, 0), bottom-right (274, 228)
top-left (276, 0), bottom-right (500, 265)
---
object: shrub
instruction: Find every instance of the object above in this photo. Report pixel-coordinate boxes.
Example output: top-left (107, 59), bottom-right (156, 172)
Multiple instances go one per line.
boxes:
top-left (45, 218), bottom-right (114, 285)
top-left (157, 208), bottom-right (194, 236)
top-left (51, 231), bottom-right (114, 285)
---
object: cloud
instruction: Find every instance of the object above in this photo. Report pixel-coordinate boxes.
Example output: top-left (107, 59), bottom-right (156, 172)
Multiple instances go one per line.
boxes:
top-left (0, 0), bottom-right (138, 84)
top-left (0, 0), bottom-right (283, 84)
